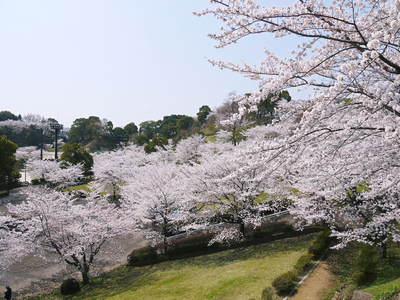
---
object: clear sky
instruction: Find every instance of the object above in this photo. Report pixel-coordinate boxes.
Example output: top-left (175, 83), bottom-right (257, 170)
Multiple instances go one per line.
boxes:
top-left (0, 0), bottom-right (296, 127)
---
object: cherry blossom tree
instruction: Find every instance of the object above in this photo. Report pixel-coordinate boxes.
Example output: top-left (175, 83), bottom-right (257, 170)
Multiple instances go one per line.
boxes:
top-left (214, 93), bottom-right (248, 146)
top-left (185, 138), bottom-right (291, 244)
top-left (198, 0), bottom-right (399, 108)
top-left (0, 216), bottom-right (30, 277)
top-left (26, 159), bottom-right (83, 189)
top-left (174, 134), bottom-right (207, 165)
top-left (121, 162), bottom-right (189, 254)
top-left (16, 146), bottom-right (41, 182)
top-left (16, 146), bottom-right (40, 161)
top-left (0, 114), bottom-right (50, 133)
top-left (5, 187), bottom-right (129, 284)
top-left (286, 123), bottom-right (400, 256)
top-left (92, 145), bottom-right (149, 198)
top-left (198, 0), bottom-right (400, 249)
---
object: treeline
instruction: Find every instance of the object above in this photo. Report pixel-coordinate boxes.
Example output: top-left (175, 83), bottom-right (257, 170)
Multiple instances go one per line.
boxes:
top-left (0, 111), bottom-right (56, 147)
top-left (0, 90), bottom-right (289, 153)
top-left (0, 136), bottom-right (19, 193)
top-left (68, 105), bottom-right (212, 153)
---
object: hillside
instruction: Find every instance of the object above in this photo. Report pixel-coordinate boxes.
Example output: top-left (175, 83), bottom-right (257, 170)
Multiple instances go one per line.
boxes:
top-left (27, 234), bottom-right (316, 300)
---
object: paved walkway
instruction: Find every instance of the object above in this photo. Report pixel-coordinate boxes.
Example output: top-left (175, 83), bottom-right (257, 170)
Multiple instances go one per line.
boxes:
top-left (290, 262), bottom-right (335, 300)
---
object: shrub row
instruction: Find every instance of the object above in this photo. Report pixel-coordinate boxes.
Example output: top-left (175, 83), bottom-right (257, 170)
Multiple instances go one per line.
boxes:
top-left (272, 271), bottom-right (298, 296)
top-left (261, 286), bottom-right (277, 300)
top-left (294, 253), bottom-right (313, 273)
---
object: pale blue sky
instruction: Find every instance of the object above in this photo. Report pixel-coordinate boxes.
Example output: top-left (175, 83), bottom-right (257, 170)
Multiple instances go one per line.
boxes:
top-left (0, 0), bottom-right (296, 127)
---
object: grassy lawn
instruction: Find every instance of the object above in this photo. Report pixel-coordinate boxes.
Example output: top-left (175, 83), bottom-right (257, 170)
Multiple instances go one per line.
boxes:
top-left (29, 234), bottom-right (316, 300)
top-left (63, 184), bottom-right (91, 193)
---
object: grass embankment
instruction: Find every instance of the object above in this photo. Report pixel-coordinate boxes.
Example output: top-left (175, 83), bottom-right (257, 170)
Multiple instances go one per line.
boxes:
top-left (363, 247), bottom-right (400, 300)
top-left (324, 243), bottom-right (400, 300)
top-left (28, 234), bottom-right (316, 300)
top-left (63, 184), bottom-right (91, 193)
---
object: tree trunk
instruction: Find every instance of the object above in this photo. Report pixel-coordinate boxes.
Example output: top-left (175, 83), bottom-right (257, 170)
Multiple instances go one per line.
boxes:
top-left (6, 175), bottom-right (10, 195)
top-left (81, 265), bottom-right (90, 285)
top-left (163, 236), bottom-right (168, 256)
top-left (380, 242), bottom-right (387, 259)
top-left (239, 222), bottom-right (245, 237)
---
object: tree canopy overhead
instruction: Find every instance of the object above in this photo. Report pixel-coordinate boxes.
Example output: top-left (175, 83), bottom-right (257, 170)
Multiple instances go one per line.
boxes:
top-left (198, 0), bottom-right (400, 249)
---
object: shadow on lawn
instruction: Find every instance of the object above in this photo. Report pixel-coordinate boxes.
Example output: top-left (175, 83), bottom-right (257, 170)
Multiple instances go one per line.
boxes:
top-left (69, 266), bottom-right (161, 300)
top-left (167, 233), bottom-right (316, 269)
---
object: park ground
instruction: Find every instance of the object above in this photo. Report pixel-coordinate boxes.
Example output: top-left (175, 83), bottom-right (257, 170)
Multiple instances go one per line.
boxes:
top-left (26, 234), bottom-right (316, 300)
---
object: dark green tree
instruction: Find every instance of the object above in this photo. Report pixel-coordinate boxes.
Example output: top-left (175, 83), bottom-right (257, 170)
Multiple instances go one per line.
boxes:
top-left (0, 136), bottom-right (19, 193)
top-left (69, 116), bottom-right (105, 145)
top-left (144, 136), bottom-right (168, 154)
top-left (139, 120), bottom-right (161, 139)
top-left (124, 122), bottom-right (138, 136)
top-left (177, 116), bottom-right (194, 131)
top-left (133, 133), bottom-right (149, 146)
top-left (61, 143), bottom-right (93, 175)
top-left (0, 125), bottom-right (51, 148)
top-left (159, 115), bottom-right (193, 139)
top-left (112, 127), bottom-right (128, 146)
top-left (0, 111), bottom-right (19, 121)
top-left (197, 105), bottom-right (212, 124)
top-left (104, 121), bottom-right (114, 136)
top-left (248, 90), bottom-right (291, 124)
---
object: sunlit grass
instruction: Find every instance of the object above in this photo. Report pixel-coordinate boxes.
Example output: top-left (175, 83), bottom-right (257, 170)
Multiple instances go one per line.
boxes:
top-left (63, 184), bottom-right (91, 193)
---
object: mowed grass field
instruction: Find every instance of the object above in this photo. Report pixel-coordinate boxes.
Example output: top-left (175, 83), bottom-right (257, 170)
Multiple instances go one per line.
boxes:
top-left (30, 233), bottom-right (316, 300)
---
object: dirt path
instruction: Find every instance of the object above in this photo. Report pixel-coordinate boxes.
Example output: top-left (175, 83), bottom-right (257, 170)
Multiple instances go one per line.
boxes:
top-left (290, 262), bottom-right (335, 300)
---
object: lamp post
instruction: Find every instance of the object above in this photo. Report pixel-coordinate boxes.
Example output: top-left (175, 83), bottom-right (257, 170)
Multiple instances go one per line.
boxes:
top-left (40, 128), bottom-right (44, 160)
top-left (50, 123), bottom-right (63, 160)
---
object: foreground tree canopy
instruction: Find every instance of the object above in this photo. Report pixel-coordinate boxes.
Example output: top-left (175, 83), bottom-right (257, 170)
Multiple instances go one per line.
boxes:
top-left (198, 0), bottom-right (400, 249)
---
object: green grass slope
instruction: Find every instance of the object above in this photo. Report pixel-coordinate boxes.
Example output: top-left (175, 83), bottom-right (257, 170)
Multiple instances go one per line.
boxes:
top-left (30, 233), bottom-right (316, 300)
top-left (324, 243), bottom-right (400, 300)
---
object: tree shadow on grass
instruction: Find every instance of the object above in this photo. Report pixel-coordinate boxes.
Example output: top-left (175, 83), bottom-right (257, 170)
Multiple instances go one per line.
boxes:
top-left (66, 266), bottom-right (161, 300)
top-left (164, 233), bottom-right (316, 269)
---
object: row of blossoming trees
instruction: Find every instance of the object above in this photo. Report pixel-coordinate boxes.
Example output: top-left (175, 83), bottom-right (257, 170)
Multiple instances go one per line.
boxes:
top-left (0, 130), bottom-right (288, 284)
top-left (1, 0), bottom-right (400, 286)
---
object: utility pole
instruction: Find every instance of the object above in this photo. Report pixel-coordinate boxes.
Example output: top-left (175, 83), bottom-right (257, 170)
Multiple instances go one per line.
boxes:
top-left (50, 123), bottom-right (63, 160)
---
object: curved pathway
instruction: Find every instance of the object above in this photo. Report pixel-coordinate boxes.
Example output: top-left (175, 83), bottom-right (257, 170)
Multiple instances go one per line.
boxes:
top-left (290, 262), bottom-right (335, 300)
